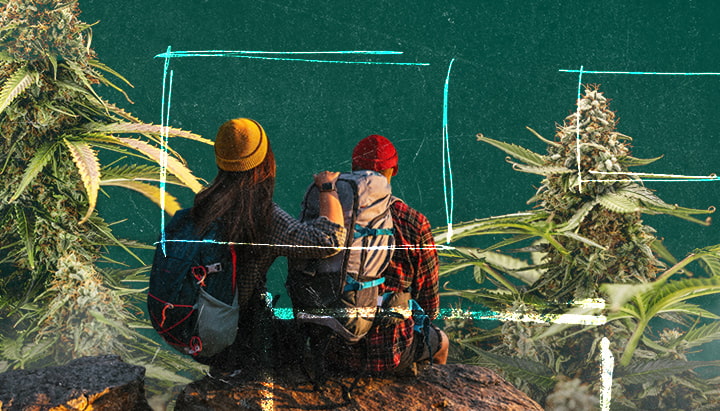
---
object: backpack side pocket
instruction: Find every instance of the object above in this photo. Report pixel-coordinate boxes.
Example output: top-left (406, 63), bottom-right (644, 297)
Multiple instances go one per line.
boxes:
top-left (195, 288), bottom-right (239, 358)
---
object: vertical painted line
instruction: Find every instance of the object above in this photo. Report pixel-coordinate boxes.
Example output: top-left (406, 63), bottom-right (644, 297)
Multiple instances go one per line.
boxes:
top-left (442, 58), bottom-right (456, 244)
top-left (575, 65), bottom-right (584, 193)
top-left (160, 46), bottom-right (172, 256)
top-left (600, 337), bottom-right (614, 410)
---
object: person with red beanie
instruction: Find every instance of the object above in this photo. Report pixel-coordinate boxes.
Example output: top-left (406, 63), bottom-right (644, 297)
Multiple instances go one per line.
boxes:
top-left (338, 134), bottom-right (449, 374)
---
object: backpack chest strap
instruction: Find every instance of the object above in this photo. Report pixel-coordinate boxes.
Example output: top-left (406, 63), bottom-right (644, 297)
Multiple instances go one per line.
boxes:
top-left (353, 224), bottom-right (395, 238)
top-left (343, 275), bottom-right (385, 292)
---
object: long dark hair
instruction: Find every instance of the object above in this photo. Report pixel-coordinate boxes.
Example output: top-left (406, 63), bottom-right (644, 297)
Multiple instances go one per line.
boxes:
top-left (191, 144), bottom-right (276, 244)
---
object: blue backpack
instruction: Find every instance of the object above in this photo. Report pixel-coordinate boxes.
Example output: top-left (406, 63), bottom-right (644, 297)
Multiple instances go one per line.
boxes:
top-left (147, 209), bottom-right (239, 359)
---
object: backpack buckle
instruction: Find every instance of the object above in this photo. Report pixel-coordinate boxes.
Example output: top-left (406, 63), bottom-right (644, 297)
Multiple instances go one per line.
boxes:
top-left (206, 262), bottom-right (222, 274)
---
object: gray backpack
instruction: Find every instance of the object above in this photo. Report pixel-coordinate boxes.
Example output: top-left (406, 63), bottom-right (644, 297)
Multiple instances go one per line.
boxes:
top-left (287, 170), bottom-right (406, 343)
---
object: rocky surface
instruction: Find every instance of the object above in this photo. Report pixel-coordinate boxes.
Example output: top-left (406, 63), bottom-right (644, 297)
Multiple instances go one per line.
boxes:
top-left (0, 356), bottom-right (542, 410)
top-left (0, 355), bottom-right (151, 411)
top-left (175, 364), bottom-right (543, 410)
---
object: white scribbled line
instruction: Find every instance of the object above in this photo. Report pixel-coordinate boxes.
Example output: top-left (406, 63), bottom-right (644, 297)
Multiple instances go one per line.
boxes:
top-left (575, 65), bottom-right (584, 193)
top-left (600, 337), bottom-right (614, 411)
top-left (442, 59), bottom-right (456, 244)
top-left (154, 239), bottom-right (455, 252)
top-left (589, 170), bottom-right (719, 182)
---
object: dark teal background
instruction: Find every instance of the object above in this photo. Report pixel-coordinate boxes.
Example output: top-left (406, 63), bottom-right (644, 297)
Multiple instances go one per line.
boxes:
top-left (82, 1), bottom-right (720, 313)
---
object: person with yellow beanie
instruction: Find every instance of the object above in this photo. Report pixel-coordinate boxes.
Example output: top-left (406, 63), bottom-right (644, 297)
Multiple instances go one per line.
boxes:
top-left (188, 118), bottom-right (346, 374)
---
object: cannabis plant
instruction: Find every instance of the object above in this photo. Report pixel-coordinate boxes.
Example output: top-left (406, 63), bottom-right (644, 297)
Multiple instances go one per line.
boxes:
top-left (0, 0), bottom-right (209, 373)
top-left (436, 86), bottom-right (720, 409)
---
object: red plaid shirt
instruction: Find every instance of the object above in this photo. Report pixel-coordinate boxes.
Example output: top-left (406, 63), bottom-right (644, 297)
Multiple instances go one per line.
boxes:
top-left (342, 199), bottom-right (440, 372)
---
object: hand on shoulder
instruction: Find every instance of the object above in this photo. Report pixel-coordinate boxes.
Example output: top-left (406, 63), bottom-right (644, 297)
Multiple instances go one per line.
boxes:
top-left (313, 171), bottom-right (340, 187)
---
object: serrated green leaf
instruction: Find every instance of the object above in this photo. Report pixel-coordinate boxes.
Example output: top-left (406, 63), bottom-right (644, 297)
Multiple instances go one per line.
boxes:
top-left (510, 162), bottom-right (573, 176)
top-left (616, 359), bottom-right (720, 385)
top-left (652, 239), bottom-right (678, 265)
top-left (14, 205), bottom-right (36, 270)
top-left (477, 135), bottom-right (547, 167)
top-left (0, 65), bottom-right (38, 114)
top-left (64, 60), bottom-right (108, 113)
top-left (616, 184), bottom-right (667, 204)
top-left (48, 54), bottom-right (58, 79)
top-left (526, 126), bottom-right (560, 147)
top-left (89, 122), bottom-right (212, 145)
top-left (86, 218), bottom-right (144, 264)
top-left (116, 137), bottom-right (203, 193)
top-left (464, 344), bottom-right (557, 392)
top-left (91, 67), bottom-right (134, 103)
top-left (101, 164), bottom-right (185, 185)
top-left (101, 179), bottom-right (181, 215)
top-left (482, 234), bottom-right (537, 253)
top-left (698, 254), bottom-right (720, 276)
top-left (88, 59), bottom-right (133, 87)
top-left (9, 142), bottom-right (59, 202)
top-left (657, 301), bottom-right (720, 320)
top-left (483, 251), bottom-right (540, 284)
top-left (433, 212), bottom-right (548, 244)
top-left (601, 283), bottom-right (655, 311)
top-left (597, 192), bottom-right (641, 213)
top-left (648, 277), bottom-right (720, 316)
top-left (559, 231), bottom-right (607, 250)
top-left (438, 259), bottom-right (474, 276)
top-left (88, 310), bottom-right (134, 338)
top-left (681, 321), bottom-right (720, 350)
top-left (63, 139), bottom-right (101, 223)
top-left (42, 101), bottom-right (78, 118)
top-left (644, 202), bottom-right (714, 225)
top-left (101, 100), bottom-right (141, 122)
top-left (558, 200), bottom-right (598, 232)
top-left (617, 154), bottom-right (664, 167)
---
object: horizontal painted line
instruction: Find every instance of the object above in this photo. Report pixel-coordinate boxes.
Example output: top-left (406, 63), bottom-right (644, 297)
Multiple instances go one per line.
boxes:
top-left (154, 50), bottom-right (428, 66)
top-left (560, 69), bottom-right (720, 76)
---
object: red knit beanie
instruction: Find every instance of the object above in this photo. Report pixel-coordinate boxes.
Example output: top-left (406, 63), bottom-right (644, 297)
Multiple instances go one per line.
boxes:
top-left (351, 134), bottom-right (398, 176)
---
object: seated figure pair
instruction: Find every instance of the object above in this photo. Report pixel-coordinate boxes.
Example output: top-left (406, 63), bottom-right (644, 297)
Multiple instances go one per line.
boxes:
top-left (191, 117), bottom-right (448, 377)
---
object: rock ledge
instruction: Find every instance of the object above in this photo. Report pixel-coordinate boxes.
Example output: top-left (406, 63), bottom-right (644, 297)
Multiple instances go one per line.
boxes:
top-left (175, 363), bottom-right (543, 410)
top-left (0, 355), bottom-right (151, 411)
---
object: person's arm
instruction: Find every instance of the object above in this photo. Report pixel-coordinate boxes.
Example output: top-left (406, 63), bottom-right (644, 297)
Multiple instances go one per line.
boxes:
top-left (266, 171), bottom-right (345, 259)
top-left (313, 171), bottom-right (343, 226)
top-left (410, 211), bottom-right (440, 320)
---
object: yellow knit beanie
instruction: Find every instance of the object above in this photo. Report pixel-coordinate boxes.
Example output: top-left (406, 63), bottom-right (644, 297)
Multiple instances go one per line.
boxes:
top-left (214, 118), bottom-right (268, 172)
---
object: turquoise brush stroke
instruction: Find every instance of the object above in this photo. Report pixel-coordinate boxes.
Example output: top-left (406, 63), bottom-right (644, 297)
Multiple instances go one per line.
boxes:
top-left (442, 58), bottom-right (456, 244)
top-left (156, 50), bottom-right (404, 57)
top-left (159, 46), bottom-right (172, 256)
top-left (561, 69), bottom-right (720, 75)
top-left (153, 49), bottom-right (429, 65)
top-left (163, 54), bottom-right (427, 66)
